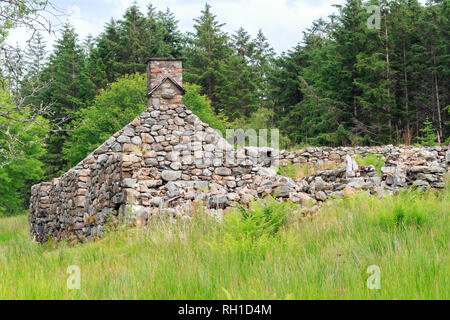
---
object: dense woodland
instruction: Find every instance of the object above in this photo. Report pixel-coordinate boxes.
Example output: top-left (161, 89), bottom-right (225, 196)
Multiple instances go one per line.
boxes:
top-left (0, 0), bottom-right (449, 215)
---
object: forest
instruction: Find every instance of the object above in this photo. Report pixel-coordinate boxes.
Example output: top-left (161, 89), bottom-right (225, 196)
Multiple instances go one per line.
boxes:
top-left (0, 0), bottom-right (449, 216)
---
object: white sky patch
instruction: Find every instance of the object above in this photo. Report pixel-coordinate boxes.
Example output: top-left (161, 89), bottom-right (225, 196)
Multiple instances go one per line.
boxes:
top-left (4, 0), bottom-right (427, 54)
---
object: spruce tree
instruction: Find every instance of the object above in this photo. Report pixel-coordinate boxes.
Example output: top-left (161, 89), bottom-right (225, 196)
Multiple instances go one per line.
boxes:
top-left (252, 29), bottom-right (275, 112)
top-left (183, 4), bottom-right (232, 112)
top-left (40, 24), bottom-right (94, 176)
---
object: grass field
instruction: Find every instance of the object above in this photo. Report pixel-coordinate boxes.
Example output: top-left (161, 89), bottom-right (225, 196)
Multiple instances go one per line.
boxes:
top-left (0, 182), bottom-right (448, 300)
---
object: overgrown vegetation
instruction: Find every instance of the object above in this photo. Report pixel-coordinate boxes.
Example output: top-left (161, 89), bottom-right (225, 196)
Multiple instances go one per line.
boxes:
top-left (229, 197), bottom-right (297, 238)
top-left (276, 162), bottom-right (342, 181)
top-left (354, 153), bottom-right (385, 176)
top-left (1, 182), bottom-right (448, 299)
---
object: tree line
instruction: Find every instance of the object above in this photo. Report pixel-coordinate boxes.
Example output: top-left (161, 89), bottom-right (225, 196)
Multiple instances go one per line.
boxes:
top-left (0, 0), bottom-right (449, 215)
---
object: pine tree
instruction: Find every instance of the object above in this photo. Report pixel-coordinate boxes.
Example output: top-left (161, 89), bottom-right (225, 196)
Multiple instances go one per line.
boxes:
top-left (183, 4), bottom-right (233, 112)
top-left (251, 29), bottom-right (275, 112)
top-left (156, 8), bottom-right (183, 57)
top-left (20, 31), bottom-right (48, 112)
top-left (39, 24), bottom-right (94, 177)
top-left (268, 46), bottom-right (304, 143)
top-left (25, 31), bottom-right (47, 78)
top-left (86, 5), bottom-right (182, 89)
top-left (232, 27), bottom-right (255, 60)
top-left (213, 27), bottom-right (260, 119)
top-left (418, 117), bottom-right (437, 146)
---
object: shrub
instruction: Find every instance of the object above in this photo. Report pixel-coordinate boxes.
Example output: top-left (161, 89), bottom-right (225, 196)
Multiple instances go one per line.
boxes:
top-left (276, 164), bottom-right (298, 179)
top-left (64, 73), bottom-right (148, 167)
top-left (0, 88), bottom-right (47, 216)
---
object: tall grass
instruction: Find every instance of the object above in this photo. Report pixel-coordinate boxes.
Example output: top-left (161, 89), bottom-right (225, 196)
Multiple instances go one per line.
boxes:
top-left (277, 162), bottom-right (342, 181)
top-left (0, 183), bottom-right (448, 299)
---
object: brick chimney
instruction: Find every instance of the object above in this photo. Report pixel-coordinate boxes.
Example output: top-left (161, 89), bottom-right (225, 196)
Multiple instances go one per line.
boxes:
top-left (146, 58), bottom-right (183, 93)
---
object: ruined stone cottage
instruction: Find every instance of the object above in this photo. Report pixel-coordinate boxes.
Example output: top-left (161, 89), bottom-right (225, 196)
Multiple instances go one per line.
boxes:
top-left (29, 58), bottom-right (277, 243)
top-left (29, 58), bottom-right (449, 243)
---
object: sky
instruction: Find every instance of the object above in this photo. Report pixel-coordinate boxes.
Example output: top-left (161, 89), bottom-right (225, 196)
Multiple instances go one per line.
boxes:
top-left (6, 0), bottom-right (359, 54)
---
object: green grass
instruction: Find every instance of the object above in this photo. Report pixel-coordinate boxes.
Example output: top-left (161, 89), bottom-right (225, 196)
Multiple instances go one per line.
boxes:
top-left (355, 153), bottom-right (385, 176)
top-left (277, 162), bottom-right (342, 181)
top-left (0, 184), bottom-right (448, 299)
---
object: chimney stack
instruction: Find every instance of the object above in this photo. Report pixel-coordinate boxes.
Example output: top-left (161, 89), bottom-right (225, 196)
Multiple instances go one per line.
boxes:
top-left (146, 58), bottom-right (183, 93)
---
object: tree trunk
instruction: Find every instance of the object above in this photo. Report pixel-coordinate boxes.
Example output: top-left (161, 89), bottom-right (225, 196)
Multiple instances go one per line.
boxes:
top-left (403, 42), bottom-right (411, 145)
top-left (432, 51), bottom-right (443, 137)
top-left (384, 9), bottom-right (392, 140)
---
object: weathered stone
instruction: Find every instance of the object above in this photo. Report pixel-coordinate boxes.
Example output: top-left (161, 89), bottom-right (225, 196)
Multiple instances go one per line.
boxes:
top-left (123, 143), bottom-right (137, 153)
top-left (329, 153), bottom-right (340, 161)
top-left (202, 169), bottom-right (212, 176)
top-left (161, 170), bottom-right (181, 181)
top-left (110, 142), bottom-right (122, 152)
top-left (170, 162), bottom-right (182, 170)
top-left (117, 135), bottom-right (131, 143)
top-left (413, 180), bottom-right (429, 187)
top-left (257, 167), bottom-right (277, 177)
top-left (275, 185), bottom-right (293, 198)
top-left (181, 155), bottom-right (194, 165)
top-left (293, 192), bottom-right (313, 207)
top-left (144, 158), bottom-right (158, 166)
top-left (123, 127), bottom-right (135, 137)
top-left (141, 133), bottom-right (155, 144)
top-left (347, 177), bottom-right (365, 189)
top-left (166, 182), bottom-right (180, 198)
top-left (131, 136), bottom-right (142, 145)
top-left (74, 196), bottom-right (85, 207)
top-left (122, 178), bottom-right (137, 188)
top-left (342, 186), bottom-right (356, 197)
top-left (215, 167), bottom-right (232, 176)
top-left (314, 177), bottom-right (326, 191)
top-left (431, 182), bottom-right (445, 188)
top-left (208, 195), bottom-right (229, 209)
top-left (345, 155), bottom-right (358, 178)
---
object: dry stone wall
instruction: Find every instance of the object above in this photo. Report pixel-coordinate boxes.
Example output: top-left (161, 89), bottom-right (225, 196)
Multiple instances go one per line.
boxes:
top-left (29, 153), bottom-right (123, 243)
top-left (277, 145), bottom-right (448, 188)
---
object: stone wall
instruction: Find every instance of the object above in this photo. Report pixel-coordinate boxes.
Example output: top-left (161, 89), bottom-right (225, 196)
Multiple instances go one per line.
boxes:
top-left (276, 145), bottom-right (448, 188)
top-left (277, 145), bottom-right (447, 168)
top-left (29, 153), bottom-right (123, 243)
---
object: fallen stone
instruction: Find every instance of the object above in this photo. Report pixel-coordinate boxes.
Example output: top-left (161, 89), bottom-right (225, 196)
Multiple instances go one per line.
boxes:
top-left (315, 191), bottom-right (327, 201)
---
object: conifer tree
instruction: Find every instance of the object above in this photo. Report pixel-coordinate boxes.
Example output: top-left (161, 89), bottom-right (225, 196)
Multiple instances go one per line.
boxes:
top-left (39, 24), bottom-right (94, 176)
top-left (183, 4), bottom-right (232, 112)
